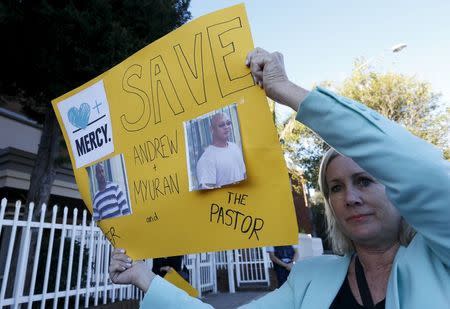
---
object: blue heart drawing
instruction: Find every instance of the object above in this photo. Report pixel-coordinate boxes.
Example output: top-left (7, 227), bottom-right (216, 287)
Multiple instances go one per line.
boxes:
top-left (68, 103), bottom-right (91, 130)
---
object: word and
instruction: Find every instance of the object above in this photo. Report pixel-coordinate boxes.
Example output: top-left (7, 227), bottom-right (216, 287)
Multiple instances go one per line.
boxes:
top-left (75, 124), bottom-right (110, 156)
top-left (146, 211), bottom-right (159, 223)
top-left (133, 173), bottom-right (180, 203)
top-left (210, 203), bottom-right (264, 240)
top-left (227, 191), bottom-right (248, 205)
top-left (133, 130), bottom-right (178, 166)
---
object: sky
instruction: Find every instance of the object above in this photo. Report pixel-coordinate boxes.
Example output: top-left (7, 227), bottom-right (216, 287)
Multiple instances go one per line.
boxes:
top-left (189, 0), bottom-right (450, 112)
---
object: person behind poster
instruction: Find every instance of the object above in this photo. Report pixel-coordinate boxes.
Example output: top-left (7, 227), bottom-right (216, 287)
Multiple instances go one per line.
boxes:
top-left (108, 47), bottom-right (449, 308)
top-left (92, 161), bottom-right (131, 221)
top-left (196, 112), bottom-right (246, 189)
top-left (152, 256), bottom-right (183, 278)
top-left (266, 245), bottom-right (299, 288)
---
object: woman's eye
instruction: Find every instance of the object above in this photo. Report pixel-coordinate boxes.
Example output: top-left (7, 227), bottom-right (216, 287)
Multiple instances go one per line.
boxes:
top-left (330, 185), bottom-right (341, 193)
top-left (358, 178), bottom-right (371, 187)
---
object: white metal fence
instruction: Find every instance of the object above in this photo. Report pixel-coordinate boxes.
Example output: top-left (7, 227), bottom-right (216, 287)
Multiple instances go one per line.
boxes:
top-left (214, 247), bottom-right (272, 292)
top-left (0, 198), bottom-right (144, 308)
top-left (0, 198), bottom-right (238, 307)
top-left (184, 253), bottom-right (217, 296)
top-left (234, 248), bottom-right (271, 287)
top-left (0, 197), bottom-right (322, 308)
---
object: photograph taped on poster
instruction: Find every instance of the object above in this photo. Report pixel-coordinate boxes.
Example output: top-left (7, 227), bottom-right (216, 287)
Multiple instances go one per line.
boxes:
top-left (86, 154), bottom-right (132, 221)
top-left (184, 104), bottom-right (246, 191)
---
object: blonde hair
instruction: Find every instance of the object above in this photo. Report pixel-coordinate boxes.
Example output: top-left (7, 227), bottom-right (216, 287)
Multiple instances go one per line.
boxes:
top-left (318, 148), bottom-right (415, 255)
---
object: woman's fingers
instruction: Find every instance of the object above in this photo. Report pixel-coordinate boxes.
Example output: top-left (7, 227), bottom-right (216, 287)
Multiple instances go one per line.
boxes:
top-left (109, 248), bottom-right (133, 275)
top-left (112, 248), bottom-right (125, 255)
top-left (250, 61), bottom-right (264, 86)
top-left (109, 248), bottom-right (139, 285)
top-left (111, 248), bottom-right (132, 264)
top-left (110, 260), bottom-right (132, 271)
top-left (109, 259), bottom-right (131, 277)
top-left (247, 47), bottom-right (269, 62)
top-left (246, 47), bottom-right (292, 102)
top-left (112, 253), bottom-right (132, 264)
top-left (247, 48), bottom-right (282, 88)
top-left (248, 53), bottom-right (268, 86)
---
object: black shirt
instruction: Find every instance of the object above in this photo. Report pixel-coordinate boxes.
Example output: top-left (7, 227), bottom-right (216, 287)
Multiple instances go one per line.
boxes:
top-left (330, 277), bottom-right (386, 309)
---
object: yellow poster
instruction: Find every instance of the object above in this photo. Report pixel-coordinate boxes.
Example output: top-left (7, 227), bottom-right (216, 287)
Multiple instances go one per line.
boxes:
top-left (52, 4), bottom-right (298, 259)
top-left (164, 270), bottom-right (199, 298)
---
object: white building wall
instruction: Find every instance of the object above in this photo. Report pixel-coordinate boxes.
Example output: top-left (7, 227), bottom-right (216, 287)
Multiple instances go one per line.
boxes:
top-left (0, 108), bottom-right (81, 199)
top-left (0, 114), bottom-right (42, 154)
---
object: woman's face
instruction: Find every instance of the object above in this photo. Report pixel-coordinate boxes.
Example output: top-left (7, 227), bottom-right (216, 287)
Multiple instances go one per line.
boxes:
top-left (326, 155), bottom-right (401, 248)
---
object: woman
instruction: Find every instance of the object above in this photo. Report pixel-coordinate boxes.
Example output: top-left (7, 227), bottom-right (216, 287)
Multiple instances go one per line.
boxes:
top-left (109, 48), bottom-right (449, 308)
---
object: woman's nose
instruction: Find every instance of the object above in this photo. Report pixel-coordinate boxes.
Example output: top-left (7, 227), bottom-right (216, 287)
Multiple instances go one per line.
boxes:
top-left (345, 187), bottom-right (363, 207)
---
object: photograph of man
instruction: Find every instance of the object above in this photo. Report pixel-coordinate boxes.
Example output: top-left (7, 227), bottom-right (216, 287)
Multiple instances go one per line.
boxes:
top-left (196, 112), bottom-right (246, 189)
top-left (88, 155), bottom-right (132, 221)
top-left (184, 104), bottom-right (247, 191)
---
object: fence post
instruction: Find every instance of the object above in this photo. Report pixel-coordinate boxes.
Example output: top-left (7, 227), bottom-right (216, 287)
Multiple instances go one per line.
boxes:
top-left (194, 254), bottom-right (201, 297)
top-left (74, 210), bottom-right (87, 309)
top-left (226, 250), bottom-right (235, 293)
top-left (41, 205), bottom-right (58, 309)
top-left (0, 200), bottom-right (22, 305)
top-left (103, 241), bottom-right (111, 304)
top-left (262, 247), bottom-right (270, 286)
top-left (234, 250), bottom-right (242, 288)
top-left (85, 219), bottom-right (96, 308)
top-left (64, 208), bottom-right (78, 309)
top-left (94, 232), bottom-right (103, 306)
top-left (53, 207), bottom-right (69, 309)
top-left (212, 253), bottom-right (217, 294)
top-left (0, 198), bottom-right (7, 239)
top-left (27, 203), bottom-right (47, 309)
top-left (13, 202), bottom-right (34, 309)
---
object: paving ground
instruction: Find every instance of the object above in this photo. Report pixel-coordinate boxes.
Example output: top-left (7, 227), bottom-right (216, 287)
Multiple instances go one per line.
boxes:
top-left (90, 291), bottom-right (270, 308)
top-left (202, 291), bottom-right (269, 309)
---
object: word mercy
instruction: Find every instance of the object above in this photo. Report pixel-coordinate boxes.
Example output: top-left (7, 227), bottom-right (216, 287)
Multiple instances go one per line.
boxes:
top-left (75, 124), bottom-right (110, 156)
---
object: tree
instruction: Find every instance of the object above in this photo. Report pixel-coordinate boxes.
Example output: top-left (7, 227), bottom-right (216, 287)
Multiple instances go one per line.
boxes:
top-left (280, 116), bottom-right (329, 191)
top-left (341, 60), bottom-right (449, 156)
top-left (268, 99), bottom-right (307, 194)
top-left (0, 0), bottom-right (191, 213)
top-left (280, 61), bottom-right (449, 192)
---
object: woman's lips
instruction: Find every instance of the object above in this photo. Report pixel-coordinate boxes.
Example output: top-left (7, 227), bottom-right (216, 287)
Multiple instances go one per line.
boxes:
top-left (347, 214), bottom-right (372, 222)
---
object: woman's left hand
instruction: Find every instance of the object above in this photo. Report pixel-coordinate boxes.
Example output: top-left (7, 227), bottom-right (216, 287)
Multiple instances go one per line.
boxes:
top-left (109, 248), bottom-right (155, 293)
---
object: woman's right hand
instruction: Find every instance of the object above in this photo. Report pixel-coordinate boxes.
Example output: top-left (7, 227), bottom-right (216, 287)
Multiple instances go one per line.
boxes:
top-left (109, 248), bottom-right (155, 293)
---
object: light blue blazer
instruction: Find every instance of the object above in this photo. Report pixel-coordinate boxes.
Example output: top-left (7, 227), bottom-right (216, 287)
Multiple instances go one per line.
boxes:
top-left (141, 87), bottom-right (450, 308)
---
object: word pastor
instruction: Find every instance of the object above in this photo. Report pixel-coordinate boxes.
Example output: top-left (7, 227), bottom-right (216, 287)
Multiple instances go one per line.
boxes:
top-left (210, 203), bottom-right (264, 240)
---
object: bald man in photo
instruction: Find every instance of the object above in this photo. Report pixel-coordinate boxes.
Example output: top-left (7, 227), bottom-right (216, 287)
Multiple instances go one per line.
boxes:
top-left (196, 113), bottom-right (246, 189)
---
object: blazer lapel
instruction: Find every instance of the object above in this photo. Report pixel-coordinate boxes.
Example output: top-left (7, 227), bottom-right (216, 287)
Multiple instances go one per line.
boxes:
top-left (300, 255), bottom-right (351, 309)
